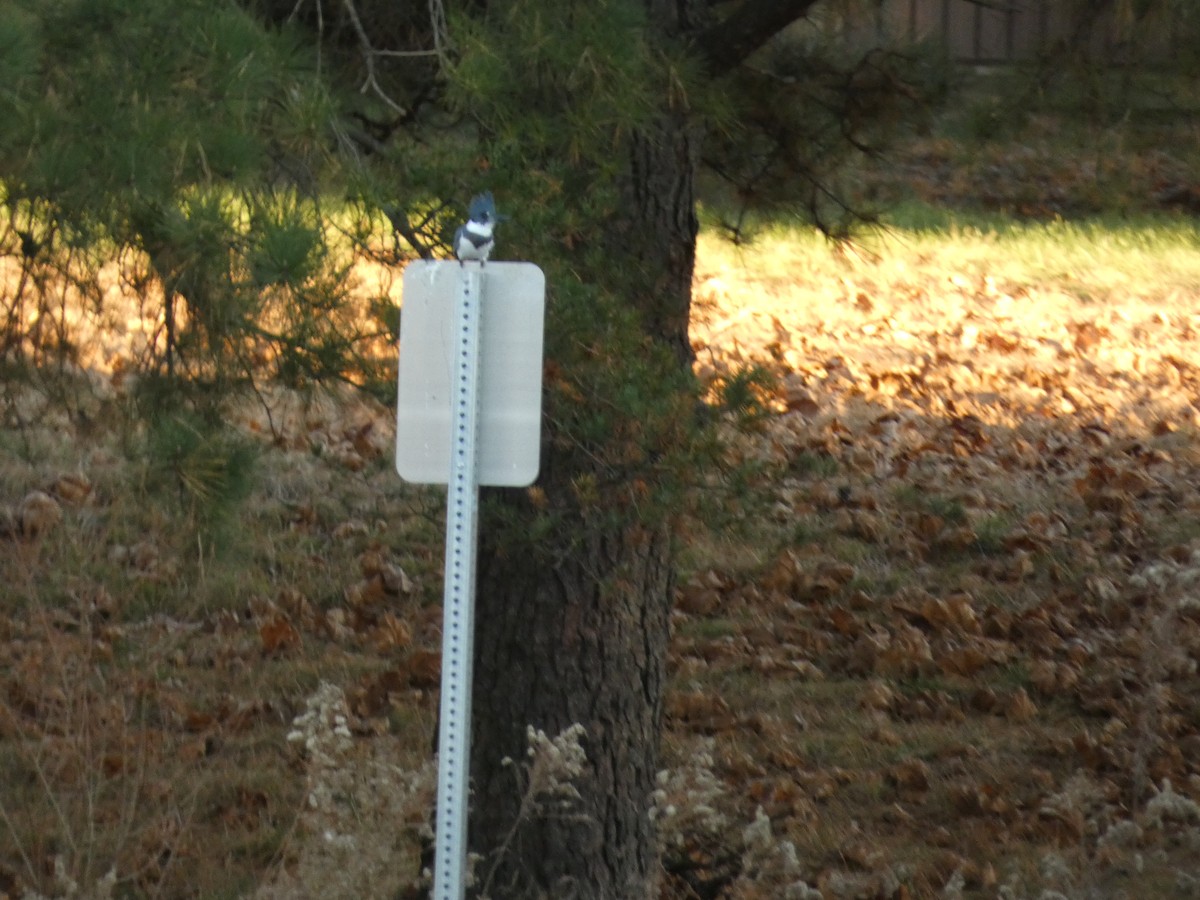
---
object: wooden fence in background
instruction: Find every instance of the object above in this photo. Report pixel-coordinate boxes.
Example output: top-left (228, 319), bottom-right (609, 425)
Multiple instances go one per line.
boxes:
top-left (849, 0), bottom-right (1178, 64)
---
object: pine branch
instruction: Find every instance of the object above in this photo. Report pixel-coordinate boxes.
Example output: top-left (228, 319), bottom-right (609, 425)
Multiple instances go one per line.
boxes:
top-left (693, 0), bottom-right (822, 76)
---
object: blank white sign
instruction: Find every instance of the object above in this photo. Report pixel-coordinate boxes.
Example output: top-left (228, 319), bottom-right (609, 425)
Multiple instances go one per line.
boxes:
top-left (395, 261), bottom-right (546, 486)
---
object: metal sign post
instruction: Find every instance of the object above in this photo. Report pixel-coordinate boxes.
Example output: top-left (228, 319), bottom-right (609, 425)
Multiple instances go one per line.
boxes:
top-left (433, 267), bottom-right (481, 900)
top-left (395, 261), bottom-right (546, 900)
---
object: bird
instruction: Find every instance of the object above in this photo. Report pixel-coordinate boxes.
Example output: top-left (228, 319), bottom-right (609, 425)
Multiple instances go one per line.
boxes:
top-left (453, 191), bottom-right (504, 263)
top-left (17, 229), bottom-right (42, 260)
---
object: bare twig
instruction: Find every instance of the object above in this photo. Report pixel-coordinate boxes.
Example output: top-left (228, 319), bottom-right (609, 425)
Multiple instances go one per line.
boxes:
top-left (339, 0), bottom-right (443, 118)
top-left (428, 0), bottom-right (450, 65)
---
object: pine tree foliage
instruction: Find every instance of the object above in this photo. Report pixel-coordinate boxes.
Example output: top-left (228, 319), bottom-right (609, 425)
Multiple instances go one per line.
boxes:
top-left (381, 0), bottom-right (718, 535)
top-left (0, 0), bottom-right (389, 409)
top-left (145, 410), bottom-right (258, 529)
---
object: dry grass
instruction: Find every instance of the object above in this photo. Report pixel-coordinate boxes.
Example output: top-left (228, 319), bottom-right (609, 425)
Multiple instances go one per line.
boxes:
top-left (4, 156), bottom-right (1200, 897)
top-left (668, 213), bottom-right (1200, 898)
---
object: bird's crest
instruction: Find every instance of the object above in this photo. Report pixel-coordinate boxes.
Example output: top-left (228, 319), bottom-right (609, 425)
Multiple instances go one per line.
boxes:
top-left (467, 191), bottom-right (510, 224)
top-left (467, 192), bottom-right (497, 223)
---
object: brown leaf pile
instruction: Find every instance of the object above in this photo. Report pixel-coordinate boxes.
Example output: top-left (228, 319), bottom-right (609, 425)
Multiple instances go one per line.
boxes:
top-left (662, 232), bottom-right (1200, 897)
top-left (4, 175), bottom-right (1200, 897)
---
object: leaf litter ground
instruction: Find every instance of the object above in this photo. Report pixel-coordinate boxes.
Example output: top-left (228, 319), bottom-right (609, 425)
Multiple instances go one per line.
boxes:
top-left (670, 218), bottom-right (1200, 898)
top-left (4, 201), bottom-right (1200, 898)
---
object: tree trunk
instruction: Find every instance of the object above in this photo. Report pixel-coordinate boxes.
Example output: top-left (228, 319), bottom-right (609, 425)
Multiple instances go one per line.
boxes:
top-left (470, 508), bottom-right (674, 899)
top-left (620, 117), bottom-right (701, 366)
top-left (467, 116), bottom-right (699, 900)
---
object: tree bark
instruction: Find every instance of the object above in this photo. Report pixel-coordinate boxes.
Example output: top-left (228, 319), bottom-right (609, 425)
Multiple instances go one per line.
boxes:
top-left (464, 1), bottom-right (817, 896)
top-left (468, 112), bottom-right (699, 897)
top-left (620, 117), bottom-right (701, 366)
top-left (692, 0), bottom-right (823, 75)
top-left (470, 506), bottom-right (673, 899)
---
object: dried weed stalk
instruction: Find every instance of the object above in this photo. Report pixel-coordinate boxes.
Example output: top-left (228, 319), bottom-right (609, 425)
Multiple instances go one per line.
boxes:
top-left (0, 600), bottom-right (195, 899)
top-left (257, 681), bottom-right (436, 900)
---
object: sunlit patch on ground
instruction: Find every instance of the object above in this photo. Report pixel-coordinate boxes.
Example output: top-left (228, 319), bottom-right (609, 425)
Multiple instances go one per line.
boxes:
top-left (667, 221), bottom-right (1200, 898)
top-left (3, 213), bottom-right (1200, 897)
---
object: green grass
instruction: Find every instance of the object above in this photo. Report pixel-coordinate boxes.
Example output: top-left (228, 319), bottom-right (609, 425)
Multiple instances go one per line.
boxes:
top-left (699, 210), bottom-right (1200, 314)
top-left (875, 213), bottom-right (1200, 299)
top-left (971, 514), bottom-right (1012, 556)
top-left (788, 450), bottom-right (840, 478)
top-left (676, 617), bottom-right (739, 641)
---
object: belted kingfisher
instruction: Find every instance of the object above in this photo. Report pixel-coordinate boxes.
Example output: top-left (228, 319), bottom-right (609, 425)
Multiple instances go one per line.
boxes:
top-left (453, 191), bottom-right (504, 263)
